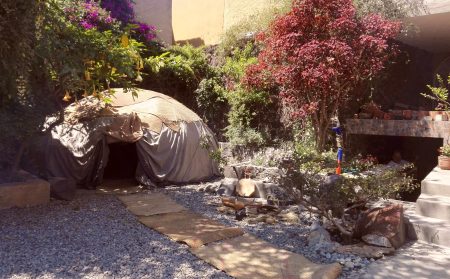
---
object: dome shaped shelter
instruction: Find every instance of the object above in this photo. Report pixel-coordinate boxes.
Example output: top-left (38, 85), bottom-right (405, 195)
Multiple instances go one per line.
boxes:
top-left (45, 88), bottom-right (220, 188)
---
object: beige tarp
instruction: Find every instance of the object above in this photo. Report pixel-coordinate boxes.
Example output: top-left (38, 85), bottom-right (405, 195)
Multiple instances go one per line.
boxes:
top-left (45, 88), bottom-right (220, 188)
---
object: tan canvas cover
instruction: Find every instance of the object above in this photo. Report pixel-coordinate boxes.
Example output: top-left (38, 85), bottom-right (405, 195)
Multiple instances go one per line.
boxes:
top-left (45, 88), bottom-right (220, 188)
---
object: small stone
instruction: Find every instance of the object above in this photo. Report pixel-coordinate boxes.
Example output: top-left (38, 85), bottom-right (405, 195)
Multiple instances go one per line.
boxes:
top-left (310, 221), bottom-right (322, 232)
top-left (217, 206), bottom-right (234, 215)
top-left (265, 216), bottom-right (277, 225)
top-left (279, 211), bottom-right (300, 224)
top-left (344, 262), bottom-right (355, 269)
top-left (255, 215), bottom-right (267, 223)
top-left (308, 226), bottom-right (331, 248)
top-left (362, 234), bottom-right (393, 248)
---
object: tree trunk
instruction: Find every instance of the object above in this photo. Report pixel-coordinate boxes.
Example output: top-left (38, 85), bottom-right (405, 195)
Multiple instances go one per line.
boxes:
top-left (313, 114), bottom-right (330, 152)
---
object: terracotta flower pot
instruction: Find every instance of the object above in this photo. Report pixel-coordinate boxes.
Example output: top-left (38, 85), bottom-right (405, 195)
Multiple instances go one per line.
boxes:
top-left (430, 111), bottom-right (442, 120)
top-left (444, 111), bottom-right (450, 120)
top-left (435, 114), bottom-right (448, 121)
top-left (438, 156), bottom-right (450, 170)
top-left (402, 110), bottom-right (412, 120)
top-left (418, 110), bottom-right (430, 120)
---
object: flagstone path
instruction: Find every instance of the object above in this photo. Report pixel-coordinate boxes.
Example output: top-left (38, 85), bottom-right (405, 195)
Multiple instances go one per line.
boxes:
top-left (116, 191), bottom-right (342, 279)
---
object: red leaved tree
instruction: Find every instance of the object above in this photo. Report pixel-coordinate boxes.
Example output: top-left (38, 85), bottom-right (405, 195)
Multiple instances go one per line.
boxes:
top-left (243, 0), bottom-right (401, 151)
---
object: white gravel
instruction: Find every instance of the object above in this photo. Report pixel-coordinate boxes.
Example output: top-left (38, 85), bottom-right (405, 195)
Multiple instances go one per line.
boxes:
top-left (0, 190), bottom-right (230, 279)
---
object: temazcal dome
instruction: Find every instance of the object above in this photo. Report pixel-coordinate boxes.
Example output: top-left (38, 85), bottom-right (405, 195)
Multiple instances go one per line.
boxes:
top-left (45, 88), bottom-right (220, 188)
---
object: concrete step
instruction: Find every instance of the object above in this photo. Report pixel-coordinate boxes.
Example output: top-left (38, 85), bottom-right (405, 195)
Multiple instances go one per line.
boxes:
top-left (421, 168), bottom-right (450, 197)
top-left (406, 211), bottom-right (450, 248)
top-left (416, 194), bottom-right (450, 221)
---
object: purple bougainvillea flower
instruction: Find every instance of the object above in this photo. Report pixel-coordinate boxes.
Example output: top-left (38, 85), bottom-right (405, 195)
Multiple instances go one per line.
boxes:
top-left (80, 20), bottom-right (95, 29)
top-left (105, 15), bottom-right (114, 24)
top-left (100, 0), bottom-right (135, 24)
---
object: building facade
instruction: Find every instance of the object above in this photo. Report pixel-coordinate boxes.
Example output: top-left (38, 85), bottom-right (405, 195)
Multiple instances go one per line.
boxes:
top-left (134, 0), bottom-right (278, 45)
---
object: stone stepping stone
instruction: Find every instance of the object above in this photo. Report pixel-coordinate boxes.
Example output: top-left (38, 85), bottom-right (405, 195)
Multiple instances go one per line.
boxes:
top-left (97, 179), bottom-right (144, 195)
top-left (139, 211), bottom-right (244, 248)
top-left (191, 234), bottom-right (342, 279)
top-left (117, 192), bottom-right (186, 216)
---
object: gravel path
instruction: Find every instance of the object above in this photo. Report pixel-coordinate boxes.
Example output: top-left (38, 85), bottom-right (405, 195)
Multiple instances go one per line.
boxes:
top-left (3, 184), bottom-right (428, 279)
top-left (164, 184), bottom-right (374, 279)
top-left (0, 191), bottom-right (230, 279)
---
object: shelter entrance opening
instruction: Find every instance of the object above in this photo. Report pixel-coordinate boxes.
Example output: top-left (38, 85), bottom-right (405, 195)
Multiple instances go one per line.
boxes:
top-left (103, 142), bottom-right (139, 180)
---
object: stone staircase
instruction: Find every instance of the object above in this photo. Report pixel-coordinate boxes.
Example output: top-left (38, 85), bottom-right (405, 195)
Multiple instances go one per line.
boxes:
top-left (408, 168), bottom-right (450, 247)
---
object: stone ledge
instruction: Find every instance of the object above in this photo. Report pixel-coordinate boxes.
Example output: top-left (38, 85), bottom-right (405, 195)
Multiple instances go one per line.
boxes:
top-left (0, 172), bottom-right (50, 210)
top-left (346, 119), bottom-right (450, 143)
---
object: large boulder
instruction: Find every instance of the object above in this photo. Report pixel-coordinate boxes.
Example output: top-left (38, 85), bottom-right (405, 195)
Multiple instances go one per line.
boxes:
top-left (236, 179), bottom-right (257, 197)
top-left (217, 178), bottom-right (238, 196)
top-left (308, 222), bottom-right (331, 248)
top-left (354, 204), bottom-right (406, 249)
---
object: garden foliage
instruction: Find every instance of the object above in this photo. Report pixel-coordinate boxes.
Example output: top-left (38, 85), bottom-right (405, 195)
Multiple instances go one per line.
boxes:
top-left (144, 44), bottom-right (215, 109)
top-left (421, 74), bottom-right (450, 111)
top-left (244, 0), bottom-right (402, 151)
top-left (280, 149), bottom-right (417, 236)
top-left (0, 0), bottom-right (145, 170)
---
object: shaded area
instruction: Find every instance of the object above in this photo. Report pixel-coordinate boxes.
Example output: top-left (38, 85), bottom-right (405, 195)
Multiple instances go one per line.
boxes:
top-left (117, 192), bottom-right (186, 216)
top-left (103, 142), bottom-right (139, 180)
top-left (348, 134), bottom-right (442, 201)
top-left (362, 241), bottom-right (450, 279)
top-left (0, 191), bottom-right (230, 279)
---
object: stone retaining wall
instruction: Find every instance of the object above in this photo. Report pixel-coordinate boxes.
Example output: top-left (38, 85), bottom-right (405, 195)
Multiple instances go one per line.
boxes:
top-left (0, 171), bottom-right (50, 210)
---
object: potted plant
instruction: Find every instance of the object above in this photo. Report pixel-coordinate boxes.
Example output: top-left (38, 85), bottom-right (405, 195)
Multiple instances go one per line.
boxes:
top-left (438, 144), bottom-right (450, 170)
top-left (421, 74), bottom-right (450, 120)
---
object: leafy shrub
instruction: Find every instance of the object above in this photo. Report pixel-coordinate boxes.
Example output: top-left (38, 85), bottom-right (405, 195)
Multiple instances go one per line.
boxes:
top-left (440, 144), bottom-right (450, 157)
top-left (421, 74), bottom-right (450, 111)
top-left (216, 43), bottom-right (282, 146)
top-left (63, 0), bottom-right (118, 31)
top-left (280, 150), bottom-right (418, 237)
top-left (39, 1), bottom-right (143, 100)
top-left (194, 77), bottom-right (228, 137)
top-left (0, 0), bottom-right (41, 109)
top-left (224, 88), bottom-right (271, 146)
top-left (144, 44), bottom-right (214, 109)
